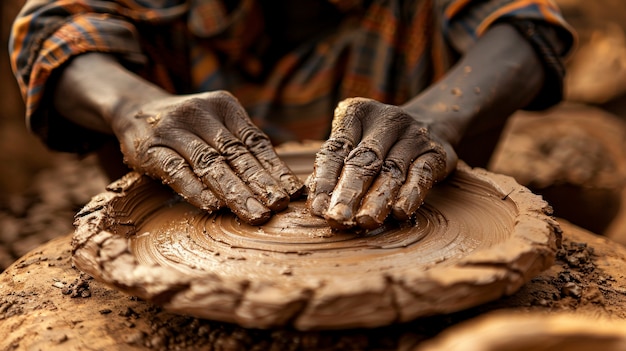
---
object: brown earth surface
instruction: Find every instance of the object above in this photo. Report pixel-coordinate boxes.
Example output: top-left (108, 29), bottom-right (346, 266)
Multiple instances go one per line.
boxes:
top-left (2, 219), bottom-right (626, 350)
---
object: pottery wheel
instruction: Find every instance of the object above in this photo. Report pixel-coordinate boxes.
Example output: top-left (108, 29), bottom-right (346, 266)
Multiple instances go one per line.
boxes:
top-left (72, 143), bottom-right (560, 330)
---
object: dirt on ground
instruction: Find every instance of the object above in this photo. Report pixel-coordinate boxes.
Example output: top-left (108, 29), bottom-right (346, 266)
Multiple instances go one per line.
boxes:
top-left (2, 219), bottom-right (626, 350)
top-left (0, 154), bottom-right (108, 271)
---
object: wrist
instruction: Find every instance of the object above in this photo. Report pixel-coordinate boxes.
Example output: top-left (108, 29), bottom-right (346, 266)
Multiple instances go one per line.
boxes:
top-left (53, 52), bottom-right (170, 135)
top-left (107, 80), bottom-right (170, 135)
top-left (402, 104), bottom-right (464, 147)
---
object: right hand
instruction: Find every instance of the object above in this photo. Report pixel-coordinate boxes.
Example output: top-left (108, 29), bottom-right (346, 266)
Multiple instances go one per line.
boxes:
top-left (307, 98), bottom-right (456, 230)
top-left (111, 90), bottom-right (304, 225)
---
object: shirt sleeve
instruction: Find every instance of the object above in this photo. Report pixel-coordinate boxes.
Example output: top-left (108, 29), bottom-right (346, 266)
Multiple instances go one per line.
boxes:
top-left (438, 0), bottom-right (576, 110)
top-left (8, 0), bottom-right (186, 153)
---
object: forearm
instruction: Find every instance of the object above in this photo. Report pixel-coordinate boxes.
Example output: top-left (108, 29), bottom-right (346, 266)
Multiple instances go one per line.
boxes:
top-left (53, 53), bottom-right (170, 135)
top-left (403, 23), bottom-right (545, 146)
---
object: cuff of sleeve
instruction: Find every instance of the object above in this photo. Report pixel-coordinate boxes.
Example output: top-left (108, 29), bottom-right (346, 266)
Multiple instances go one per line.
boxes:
top-left (443, 0), bottom-right (576, 58)
top-left (508, 20), bottom-right (567, 111)
top-left (26, 14), bottom-right (147, 154)
top-left (442, 0), bottom-right (577, 111)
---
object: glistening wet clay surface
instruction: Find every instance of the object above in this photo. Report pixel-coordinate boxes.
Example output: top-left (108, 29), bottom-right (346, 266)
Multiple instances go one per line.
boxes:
top-left (72, 148), bottom-right (559, 330)
top-left (134, 164), bottom-right (519, 273)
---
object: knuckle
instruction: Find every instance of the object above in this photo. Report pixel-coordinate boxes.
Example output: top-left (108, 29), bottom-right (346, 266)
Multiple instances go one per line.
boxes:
top-left (163, 91), bottom-right (240, 125)
top-left (428, 152), bottom-right (448, 180)
top-left (188, 143), bottom-right (222, 176)
top-left (335, 97), bottom-right (378, 117)
top-left (138, 147), bottom-right (188, 183)
top-left (239, 125), bottom-right (271, 149)
top-left (126, 137), bottom-right (154, 165)
top-left (380, 104), bottom-right (409, 121)
top-left (172, 97), bottom-right (206, 118)
top-left (315, 138), bottom-right (353, 169)
top-left (320, 137), bottom-right (353, 156)
top-left (337, 97), bottom-right (372, 109)
top-left (333, 97), bottom-right (375, 125)
top-left (160, 154), bottom-right (188, 181)
top-left (207, 89), bottom-right (237, 102)
top-left (214, 135), bottom-right (248, 161)
top-left (405, 124), bottom-right (430, 143)
top-left (413, 157), bottom-right (433, 173)
top-left (344, 147), bottom-right (382, 175)
top-left (207, 90), bottom-right (245, 117)
top-left (427, 141), bottom-right (447, 161)
top-left (381, 158), bottom-right (405, 178)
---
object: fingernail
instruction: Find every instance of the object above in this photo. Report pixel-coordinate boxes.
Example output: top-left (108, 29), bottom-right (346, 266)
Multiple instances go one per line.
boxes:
top-left (356, 207), bottom-right (388, 230)
top-left (265, 187), bottom-right (290, 212)
top-left (245, 197), bottom-right (271, 225)
top-left (325, 202), bottom-right (355, 230)
top-left (310, 193), bottom-right (330, 216)
top-left (355, 213), bottom-right (380, 230)
top-left (328, 202), bottom-right (352, 219)
top-left (391, 208), bottom-right (409, 221)
top-left (391, 197), bottom-right (410, 221)
top-left (392, 196), bottom-right (424, 221)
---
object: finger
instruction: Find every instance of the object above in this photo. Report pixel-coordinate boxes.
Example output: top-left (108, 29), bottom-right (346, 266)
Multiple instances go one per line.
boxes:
top-left (138, 146), bottom-right (223, 211)
top-left (307, 99), bottom-right (370, 217)
top-left (323, 101), bottom-right (411, 229)
top-left (307, 137), bottom-right (354, 217)
top-left (213, 136), bottom-right (291, 212)
top-left (224, 110), bottom-right (304, 199)
top-left (354, 134), bottom-right (428, 229)
top-left (392, 144), bottom-right (447, 221)
top-left (193, 95), bottom-right (292, 211)
top-left (324, 146), bottom-right (383, 229)
top-left (167, 136), bottom-right (272, 225)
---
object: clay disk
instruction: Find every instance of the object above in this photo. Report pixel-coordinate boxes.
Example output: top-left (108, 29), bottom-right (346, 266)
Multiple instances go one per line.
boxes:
top-left (72, 143), bottom-right (560, 331)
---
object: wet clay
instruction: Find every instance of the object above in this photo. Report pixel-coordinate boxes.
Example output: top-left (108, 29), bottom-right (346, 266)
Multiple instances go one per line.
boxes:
top-left (72, 145), bottom-right (559, 330)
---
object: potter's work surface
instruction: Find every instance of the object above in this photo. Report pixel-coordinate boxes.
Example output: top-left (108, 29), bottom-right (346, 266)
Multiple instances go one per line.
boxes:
top-left (72, 146), bottom-right (559, 330)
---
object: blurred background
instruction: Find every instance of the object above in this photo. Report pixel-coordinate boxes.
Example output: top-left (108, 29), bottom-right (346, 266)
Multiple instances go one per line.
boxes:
top-left (0, 0), bottom-right (110, 269)
top-left (1, 0), bottom-right (625, 271)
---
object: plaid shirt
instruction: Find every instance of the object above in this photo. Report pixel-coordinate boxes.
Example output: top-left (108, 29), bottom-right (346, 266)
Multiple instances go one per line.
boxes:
top-left (9, 0), bottom-right (574, 152)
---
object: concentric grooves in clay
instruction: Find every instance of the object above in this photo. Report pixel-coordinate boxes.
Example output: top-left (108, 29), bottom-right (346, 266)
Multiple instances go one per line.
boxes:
top-left (131, 172), bottom-right (516, 282)
top-left (72, 144), bottom-right (558, 330)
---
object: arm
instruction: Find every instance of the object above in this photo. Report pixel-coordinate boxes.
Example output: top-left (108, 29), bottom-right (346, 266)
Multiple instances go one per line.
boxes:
top-left (11, 1), bottom-right (304, 225)
top-left (53, 53), bottom-right (304, 225)
top-left (405, 23), bottom-right (544, 153)
top-left (307, 23), bottom-right (546, 229)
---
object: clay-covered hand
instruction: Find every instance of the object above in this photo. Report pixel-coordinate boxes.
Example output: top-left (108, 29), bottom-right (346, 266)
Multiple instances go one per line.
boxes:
top-left (307, 98), bottom-right (457, 230)
top-left (112, 90), bottom-right (304, 225)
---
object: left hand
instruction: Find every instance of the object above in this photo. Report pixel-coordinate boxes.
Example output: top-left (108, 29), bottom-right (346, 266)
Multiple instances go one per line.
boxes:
top-left (112, 91), bottom-right (304, 225)
top-left (307, 97), bottom-right (457, 230)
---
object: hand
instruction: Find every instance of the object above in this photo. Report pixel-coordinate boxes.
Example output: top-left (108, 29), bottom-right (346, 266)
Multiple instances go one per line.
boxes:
top-left (307, 98), bottom-right (457, 230)
top-left (112, 90), bottom-right (304, 225)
